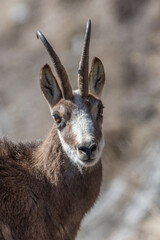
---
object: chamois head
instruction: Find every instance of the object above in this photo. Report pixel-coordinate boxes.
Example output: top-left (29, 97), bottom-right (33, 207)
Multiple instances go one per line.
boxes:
top-left (36, 20), bottom-right (105, 167)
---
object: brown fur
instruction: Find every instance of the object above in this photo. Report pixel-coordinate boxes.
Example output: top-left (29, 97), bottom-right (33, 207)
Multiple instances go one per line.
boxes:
top-left (0, 21), bottom-right (105, 240)
top-left (0, 123), bottom-right (102, 240)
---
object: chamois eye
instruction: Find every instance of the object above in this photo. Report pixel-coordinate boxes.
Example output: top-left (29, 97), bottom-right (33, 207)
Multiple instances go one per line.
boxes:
top-left (53, 113), bottom-right (62, 124)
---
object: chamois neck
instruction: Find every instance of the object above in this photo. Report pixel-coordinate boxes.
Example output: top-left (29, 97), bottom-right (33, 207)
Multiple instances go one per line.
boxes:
top-left (33, 125), bottom-right (63, 180)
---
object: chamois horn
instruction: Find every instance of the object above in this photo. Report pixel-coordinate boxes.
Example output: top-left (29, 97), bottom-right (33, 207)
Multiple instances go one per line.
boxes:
top-left (36, 31), bottom-right (73, 100)
top-left (78, 19), bottom-right (91, 97)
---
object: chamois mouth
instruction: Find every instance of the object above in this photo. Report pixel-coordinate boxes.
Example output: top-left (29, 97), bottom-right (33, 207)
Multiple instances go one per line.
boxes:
top-left (78, 157), bottom-right (98, 167)
top-left (81, 158), bottom-right (95, 163)
top-left (78, 152), bottom-right (97, 162)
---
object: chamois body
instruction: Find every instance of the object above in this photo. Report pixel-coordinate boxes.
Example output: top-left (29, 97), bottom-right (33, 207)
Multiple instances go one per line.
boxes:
top-left (0, 20), bottom-right (105, 239)
top-left (0, 126), bottom-right (102, 240)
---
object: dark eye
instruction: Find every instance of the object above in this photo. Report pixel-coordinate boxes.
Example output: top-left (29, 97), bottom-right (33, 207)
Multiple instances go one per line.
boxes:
top-left (53, 113), bottom-right (62, 124)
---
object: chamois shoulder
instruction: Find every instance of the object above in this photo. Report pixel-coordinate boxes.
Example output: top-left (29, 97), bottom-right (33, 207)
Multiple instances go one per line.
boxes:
top-left (0, 138), bottom-right (40, 162)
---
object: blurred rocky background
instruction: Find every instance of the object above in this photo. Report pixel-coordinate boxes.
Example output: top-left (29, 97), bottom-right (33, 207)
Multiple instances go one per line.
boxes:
top-left (1, 0), bottom-right (160, 239)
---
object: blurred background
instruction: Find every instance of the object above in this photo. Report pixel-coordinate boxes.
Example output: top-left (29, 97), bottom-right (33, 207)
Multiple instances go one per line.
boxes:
top-left (1, 0), bottom-right (160, 239)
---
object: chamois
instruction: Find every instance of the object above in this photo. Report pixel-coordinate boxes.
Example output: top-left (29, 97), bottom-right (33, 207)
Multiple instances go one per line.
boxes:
top-left (0, 19), bottom-right (105, 240)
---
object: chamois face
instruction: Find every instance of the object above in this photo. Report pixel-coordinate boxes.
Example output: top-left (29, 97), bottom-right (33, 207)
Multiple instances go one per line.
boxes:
top-left (37, 20), bottom-right (105, 167)
top-left (40, 57), bottom-right (105, 168)
top-left (51, 90), bottom-right (104, 167)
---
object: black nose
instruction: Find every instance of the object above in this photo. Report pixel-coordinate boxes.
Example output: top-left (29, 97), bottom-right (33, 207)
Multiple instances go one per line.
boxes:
top-left (78, 143), bottom-right (97, 158)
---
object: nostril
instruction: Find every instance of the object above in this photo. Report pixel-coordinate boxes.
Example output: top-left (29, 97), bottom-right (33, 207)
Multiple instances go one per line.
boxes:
top-left (78, 145), bottom-right (88, 154)
top-left (89, 143), bottom-right (97, 153)
top-left (78, 143), bottom-right (97, 159)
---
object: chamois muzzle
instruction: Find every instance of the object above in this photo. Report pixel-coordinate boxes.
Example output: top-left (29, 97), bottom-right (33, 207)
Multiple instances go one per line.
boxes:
top-left (77, 142), bottom-right (97, 161)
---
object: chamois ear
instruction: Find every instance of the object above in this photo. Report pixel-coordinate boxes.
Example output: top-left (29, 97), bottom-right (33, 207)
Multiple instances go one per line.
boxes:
top-left (40, 64), bottom-right (62, 108)
top-left (89, 57), bottom-right (105, 98)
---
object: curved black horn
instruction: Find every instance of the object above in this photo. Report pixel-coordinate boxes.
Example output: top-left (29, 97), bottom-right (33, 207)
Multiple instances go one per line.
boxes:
top-left (36, 31), bottom-right (73, 100)
top-left (78, 19), bottom-right (91, 97)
